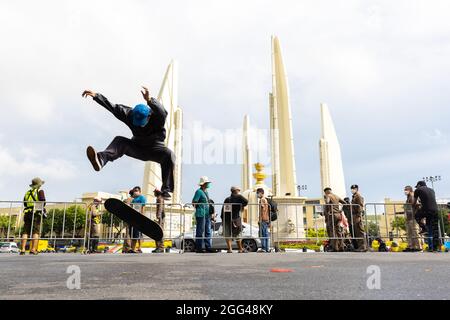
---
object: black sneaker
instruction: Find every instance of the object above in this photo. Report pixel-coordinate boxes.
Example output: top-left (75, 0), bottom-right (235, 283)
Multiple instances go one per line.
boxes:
top-left (86, 146), bottom-right (102, 172)
top-left (161, 191), bottom-right (171, 200)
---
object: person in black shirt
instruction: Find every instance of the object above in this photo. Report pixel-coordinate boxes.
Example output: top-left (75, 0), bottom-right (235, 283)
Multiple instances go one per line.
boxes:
top-left (82, 87), bottom-right (175, 200)
top-left (221, 186), bottom-right (248, 253)
top-left (413, 181), bottom-right (441, 251)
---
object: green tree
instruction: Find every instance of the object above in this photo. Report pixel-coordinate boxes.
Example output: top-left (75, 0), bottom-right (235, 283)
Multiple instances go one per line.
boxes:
top-left (42, 205), bottom-right (87, 237)
top-left (101, 210), bottom-right (126, 239)
top-left (306, 228), bottom-right (327, 239)
top-left (367, 221), bottom-right (380, 238)
top-left (391, 216), bottom-right (407, 233)
top-left (438, 208), bottom-right (450, 236)
top-left (0, 215), bottom-right (17, 238)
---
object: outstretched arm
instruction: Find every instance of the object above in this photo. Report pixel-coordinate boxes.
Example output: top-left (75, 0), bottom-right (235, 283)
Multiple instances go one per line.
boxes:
top-left (141, 86), bottom-right (167, 117)
top-left (82, 90), bottom-right (131, 123)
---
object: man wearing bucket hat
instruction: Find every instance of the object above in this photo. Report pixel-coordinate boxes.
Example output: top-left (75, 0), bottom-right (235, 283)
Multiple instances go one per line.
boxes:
top-left (82, 87), bottom-right (175, 200)
top-left (20, 177), bottom-right (46, 255)
top-left (192, 176), bottom-right (214, 253)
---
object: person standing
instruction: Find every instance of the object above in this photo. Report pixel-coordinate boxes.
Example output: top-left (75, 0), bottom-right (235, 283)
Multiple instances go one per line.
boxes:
top-left (403, 186), bottom-right (422, 252)
top-left (350, 185), bottom-right (368, 252)
top-left (153, 189), bottom-right (165, 253)
top-left (122, 189), bottom-right (133, 254)
top-left (221, 186), bottom-right (248, 253)
top-left (82, 87), bottom-right (175, 200)
top-left (323, 188), bottom-right (346, 252)
top-left (129, 186), bottom-right (147, 253)
top-left (342, 197), bottom-right (357, 250)
top-left (192, 177), bottom-right (213, 253)
top-left (88, 197), bottom-right (102, 253)
top-left (413, 181), bottom-right (441, 252)
top-left (257, 188), bottom-right (271, 253)
top-left (20, 177), bottom-right (46, 255)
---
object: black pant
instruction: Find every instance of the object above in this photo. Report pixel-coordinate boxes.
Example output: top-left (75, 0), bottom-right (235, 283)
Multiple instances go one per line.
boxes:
top-left (89, 237), bottom-right (99, 252)
top-left (416, 209), bottom-right (441, 251)
top-left (98, 136), bottom-right (175, 193)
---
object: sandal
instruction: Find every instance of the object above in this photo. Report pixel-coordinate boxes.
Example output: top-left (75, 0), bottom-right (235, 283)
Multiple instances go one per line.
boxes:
top-left (29, 250), bottom-right (39, 255)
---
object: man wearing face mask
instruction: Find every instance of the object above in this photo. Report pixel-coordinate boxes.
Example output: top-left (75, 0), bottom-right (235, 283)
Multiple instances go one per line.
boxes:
top-left (192, 177), bottom-right (214, 253)
top-left (257, 188), bottom-right (271, 253)
top-left (350, 184), bottom-right (367, 252)
top-left (82, 87), bottom-right (175, 200)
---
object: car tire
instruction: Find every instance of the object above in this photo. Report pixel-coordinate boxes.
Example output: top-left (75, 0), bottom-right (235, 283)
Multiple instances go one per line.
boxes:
top-left (182, 240), bottom-right (196, 252)
top-left (242, 239), bottom-right (258, 252)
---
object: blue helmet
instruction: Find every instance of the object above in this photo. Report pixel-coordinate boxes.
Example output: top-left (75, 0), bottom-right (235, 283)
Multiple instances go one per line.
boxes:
top-left (132, 104), bottom-right (151, 127)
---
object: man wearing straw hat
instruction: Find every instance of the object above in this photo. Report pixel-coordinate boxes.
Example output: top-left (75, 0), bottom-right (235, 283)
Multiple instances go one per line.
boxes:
top-left (20, 177), bottom-right (46, 255)
top-left (192, 176), bottom-right (214, 253)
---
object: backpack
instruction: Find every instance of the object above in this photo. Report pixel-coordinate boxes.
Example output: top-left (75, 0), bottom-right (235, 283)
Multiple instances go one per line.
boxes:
top-left (267, 197), bottom-right (278, 221)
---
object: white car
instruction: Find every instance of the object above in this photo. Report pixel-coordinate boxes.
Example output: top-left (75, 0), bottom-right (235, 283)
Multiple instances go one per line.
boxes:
top-left (173, 221), bottom-right (262, 252)
top-left (0, 242), bottom-right (19, 253)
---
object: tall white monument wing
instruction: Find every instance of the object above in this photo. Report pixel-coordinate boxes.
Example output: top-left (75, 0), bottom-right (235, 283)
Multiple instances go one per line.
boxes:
top-left (241, 115), bottom-right (252, 191)
top-left (143, 60), bottom-right (182, 203)
top-left (270, 36), bottom-right (298, 197)
top-left (319, 103), bottom-right (346, 199)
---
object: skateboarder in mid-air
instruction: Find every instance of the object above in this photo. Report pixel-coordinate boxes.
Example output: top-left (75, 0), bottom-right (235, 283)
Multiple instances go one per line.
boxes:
top-left (82, 86), bottom-right (174, 200)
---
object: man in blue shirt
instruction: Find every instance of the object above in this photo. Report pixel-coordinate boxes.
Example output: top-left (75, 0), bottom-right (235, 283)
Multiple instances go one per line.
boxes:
top-left (192, 177), bottom-right (214, 253)
top-left (130, 186), bottom-right (147, 253)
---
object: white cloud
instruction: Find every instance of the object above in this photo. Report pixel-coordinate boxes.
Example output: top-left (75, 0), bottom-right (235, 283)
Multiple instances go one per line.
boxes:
top-left (420, 129), bottom-right (448, 146)
top-left (0, 145), bottom-right (77, 180)
top-left (0, 0), bottom-right (449, 202)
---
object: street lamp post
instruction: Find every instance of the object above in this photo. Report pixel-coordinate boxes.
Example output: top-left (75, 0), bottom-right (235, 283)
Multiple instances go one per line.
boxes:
top-left (297, 185), bottom-right (307, 197)
top-left (422, 175), bottom-right (442, 190)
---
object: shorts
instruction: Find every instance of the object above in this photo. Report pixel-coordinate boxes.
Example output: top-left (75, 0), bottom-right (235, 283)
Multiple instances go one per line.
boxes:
top-left (23, 212), bottom-right (42, 235)
top-left (223, 215), bottom-right (242, 239)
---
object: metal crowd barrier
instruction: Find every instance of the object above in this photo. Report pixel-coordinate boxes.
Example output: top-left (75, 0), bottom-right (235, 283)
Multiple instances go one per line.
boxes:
top-left (363, 203), bottom-right (448, 249)
top-left (1, 200), bottom-right (448, 253)
top-left (181, 202), bottom-right (367, 253)
top-left (0, 201), bottom-right (89, 251)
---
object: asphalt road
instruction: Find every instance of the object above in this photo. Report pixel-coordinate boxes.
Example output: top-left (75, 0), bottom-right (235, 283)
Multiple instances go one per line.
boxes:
top-left (1, 252), bottom-right (449, 300)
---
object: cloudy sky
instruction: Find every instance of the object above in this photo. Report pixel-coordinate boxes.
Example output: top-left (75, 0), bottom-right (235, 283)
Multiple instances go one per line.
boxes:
top-left (1, 0), bottom-right (449, 205)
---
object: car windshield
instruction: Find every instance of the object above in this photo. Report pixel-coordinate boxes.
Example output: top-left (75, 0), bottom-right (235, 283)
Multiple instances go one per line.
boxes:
top-left (1, 244), bottom-right (10, 248)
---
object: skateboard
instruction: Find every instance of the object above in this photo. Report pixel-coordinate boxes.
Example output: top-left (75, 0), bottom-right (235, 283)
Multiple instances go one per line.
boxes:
top-left (104, 198), bottom-right (163, 241)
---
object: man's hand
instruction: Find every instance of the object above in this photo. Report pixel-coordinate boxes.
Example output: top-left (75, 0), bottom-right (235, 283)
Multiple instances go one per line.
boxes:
top-left (82, 90), bottom-right (96, 98)
top-left (141, 86), bottom-right (151, 102)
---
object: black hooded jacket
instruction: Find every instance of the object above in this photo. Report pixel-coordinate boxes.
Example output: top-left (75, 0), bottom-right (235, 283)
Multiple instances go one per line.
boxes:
top-left (94, 93), bottom-right (168, 144)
